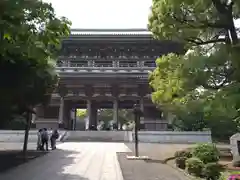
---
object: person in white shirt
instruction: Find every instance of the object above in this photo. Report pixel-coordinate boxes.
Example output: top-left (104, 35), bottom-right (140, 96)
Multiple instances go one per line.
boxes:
top-left (37, 129), bottom-right (43, 150)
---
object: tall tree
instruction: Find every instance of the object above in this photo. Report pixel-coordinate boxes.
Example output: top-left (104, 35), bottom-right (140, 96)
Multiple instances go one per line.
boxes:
top-left (148, 0), bottom-right (240, 137)
top-left (0, 0), bottom-right (71, 152)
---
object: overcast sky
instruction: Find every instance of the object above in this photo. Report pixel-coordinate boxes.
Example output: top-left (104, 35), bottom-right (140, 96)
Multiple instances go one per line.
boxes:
top-left (44, 0), bottom-right (239, 29)
top-left (43, 0), bottom-right (152, 29)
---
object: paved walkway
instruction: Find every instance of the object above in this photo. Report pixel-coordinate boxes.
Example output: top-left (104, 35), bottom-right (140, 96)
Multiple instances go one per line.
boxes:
top-left (0, 142), bottom-right (131, 180)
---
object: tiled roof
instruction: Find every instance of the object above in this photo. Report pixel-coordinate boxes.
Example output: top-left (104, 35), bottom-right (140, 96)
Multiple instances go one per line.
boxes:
top-left (70, 29), bottom-right (152, 35)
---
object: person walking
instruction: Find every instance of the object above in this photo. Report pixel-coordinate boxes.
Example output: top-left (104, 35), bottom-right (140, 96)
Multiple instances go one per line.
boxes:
top-left (37, 129), bottom-right (43, 150)
top-left (50, 129), bottom-right (59, 150)
top-left (41, 128), bottom-right (49, 151)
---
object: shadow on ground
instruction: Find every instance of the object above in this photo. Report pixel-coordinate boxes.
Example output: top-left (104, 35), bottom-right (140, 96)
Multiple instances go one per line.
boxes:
top-left (0, 150), bottom-right (48, 173)
top-left (0, 148), bottom-right (89, 180)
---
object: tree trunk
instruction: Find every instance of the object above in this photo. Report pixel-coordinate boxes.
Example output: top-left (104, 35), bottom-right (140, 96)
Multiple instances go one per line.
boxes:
top-left (23, 112), bottom-right (31, 156)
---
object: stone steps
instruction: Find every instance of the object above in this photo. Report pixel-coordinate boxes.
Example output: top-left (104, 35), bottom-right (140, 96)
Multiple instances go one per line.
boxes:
top-left (63, 131), bottom-right (130, 142)
top-left (64, 136), bottom-right (125, 142)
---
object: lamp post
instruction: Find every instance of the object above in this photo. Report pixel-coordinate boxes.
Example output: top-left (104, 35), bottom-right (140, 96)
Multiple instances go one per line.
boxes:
top-left (133, 103), bottom-right (143, 157)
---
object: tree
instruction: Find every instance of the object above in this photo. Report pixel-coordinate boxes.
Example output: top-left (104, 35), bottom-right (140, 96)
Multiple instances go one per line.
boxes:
top-left (148, 0), bottom-right (240, 139)
top-left (0, 0), bottom-right (71, 152)
top-left (76, 109), bottom-right (87, 119)
top-left (98, 109), bottom-right (133, 129)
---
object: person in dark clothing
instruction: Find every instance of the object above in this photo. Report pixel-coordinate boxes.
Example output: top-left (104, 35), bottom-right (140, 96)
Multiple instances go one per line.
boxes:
top-left (41, 128), bottom-right (49, 151)
top-left (50, 129), bottom-right (59, 150)
top-left (37, 129), bottom-right (44, 150)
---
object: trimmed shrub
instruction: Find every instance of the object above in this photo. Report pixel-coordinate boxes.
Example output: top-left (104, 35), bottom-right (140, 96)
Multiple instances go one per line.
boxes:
top-left (192, 143), bottom-right (220, 164)
top-left (186, 157), bottom-right (204, 177)
top-left (202, 163), bottom-right (223, 180)
top-left (175, 156), bottom-right (187, 169)
top-left (174, 149), bottom-right (192, 158)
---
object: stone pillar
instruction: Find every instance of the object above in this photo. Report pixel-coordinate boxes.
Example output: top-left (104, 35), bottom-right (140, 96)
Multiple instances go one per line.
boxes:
top-left (140, 98), bottom-right (144, 113)
top-left (86, 99), bottom-right (91, 130)
top-left (113, 99), bottom-right (119, 129)
top-left (31, 107), bottom-right (36, 123)
top-left (58, 97), bottom-right (64, 124)
top-left (63, 102), bottom-right (71, 129)
top-left (91, 105), bottom-right (98, 129)
top-left (137, 61), bottom-right (140, 67)
top-left (113, 60), bottom-right (119, 68)
top-left (140, 98), bottom-right (145, 126)
top-left (88, 60), bottom-right (93, 67)
top-left (70, 108), bottom-right (76, 130)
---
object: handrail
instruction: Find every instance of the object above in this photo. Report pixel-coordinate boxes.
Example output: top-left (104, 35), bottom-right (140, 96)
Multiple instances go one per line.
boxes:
top-left (55, 66), bottom-right (155, 70)
top-left (56, 62), bottom-right (156, 68)
top-left (58, 56), bottom-right (157, 60)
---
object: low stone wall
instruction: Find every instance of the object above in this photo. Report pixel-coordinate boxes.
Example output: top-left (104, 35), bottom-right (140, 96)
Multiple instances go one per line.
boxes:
top-left (130, 131), bottom-right (212, 143)
top-left (0, 130), bottom-right (210, 143)
top-left (0, 130), bottom-right (66, 142)
top-left (64, 131), bottom-right (211, 143)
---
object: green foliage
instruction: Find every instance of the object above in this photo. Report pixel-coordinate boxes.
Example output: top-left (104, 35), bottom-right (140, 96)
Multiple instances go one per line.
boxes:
top-left (0, 0), bottom-right (71, 122)
top-left (174, 149), bottom-right (192, 158)
top-left (202, 163), bottom-right (223, 180)
top-left (98, 109), bottom-right (133, 126)
top-left (186, 157), bottom-right (204, 177)
top-left (148, 0), bottom-right (240, 138)
top-left (76, 109), bottom-right (87, 118)
top-left (192, 143), bottom-right (220, 164)
top-left (149, 0), bottom-right (240, 46)
top-left (0, 116), bottom-right (26, 130)
top-left (175, 156), bottom-right (187, 169)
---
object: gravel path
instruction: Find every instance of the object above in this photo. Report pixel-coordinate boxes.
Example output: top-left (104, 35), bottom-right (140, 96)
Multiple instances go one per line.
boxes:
top-left (117, 152), bottom-right (188, 180)
top-left (115, 143), bottom-right (193, 180)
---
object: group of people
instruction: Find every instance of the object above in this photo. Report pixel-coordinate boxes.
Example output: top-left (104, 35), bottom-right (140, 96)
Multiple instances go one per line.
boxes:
top-left (37, 128), bottom-right (59, 151)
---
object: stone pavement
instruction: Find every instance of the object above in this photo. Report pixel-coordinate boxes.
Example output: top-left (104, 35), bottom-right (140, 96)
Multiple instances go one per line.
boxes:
top-left (0, 142), bottom-right (131, 180)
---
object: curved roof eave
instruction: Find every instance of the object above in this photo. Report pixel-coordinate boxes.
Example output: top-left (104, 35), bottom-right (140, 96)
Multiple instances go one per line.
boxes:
top-left (69, 28), bottom-right (152, 36)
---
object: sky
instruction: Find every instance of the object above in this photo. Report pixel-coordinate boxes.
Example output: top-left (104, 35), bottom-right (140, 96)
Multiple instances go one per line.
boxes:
top-left (44, 0), bottom-right (239, 29)
top-left (43, 0), bottom-right (152, 29)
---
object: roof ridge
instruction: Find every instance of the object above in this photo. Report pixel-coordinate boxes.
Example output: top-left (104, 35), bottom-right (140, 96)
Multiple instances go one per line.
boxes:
top-left (70, 28), bottom-right (149, 32)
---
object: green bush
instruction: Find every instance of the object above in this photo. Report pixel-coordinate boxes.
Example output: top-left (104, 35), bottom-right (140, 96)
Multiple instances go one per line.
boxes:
top-left (186, 157), bottom-right (204, 177)
top-left (192, 143), bottom-right (220, 164)
top-left (174, 149), bottom-right (192, 158)
top-left (175, 156), bottom-right (187, 169)
top-left (202, 163), bottom-right (223, 180)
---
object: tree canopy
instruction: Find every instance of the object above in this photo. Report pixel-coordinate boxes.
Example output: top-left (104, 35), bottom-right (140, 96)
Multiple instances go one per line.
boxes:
top-left (76, 109), bottom-right (87, 118)
top-left (0, 0), bottom-right (71, 122)
top-left (148, 0), bottom-right (240, 138)
top-left (98, 109), bottom-right (133, 125)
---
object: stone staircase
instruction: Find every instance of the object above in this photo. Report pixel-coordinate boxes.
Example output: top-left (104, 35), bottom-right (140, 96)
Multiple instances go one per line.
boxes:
top-left (62, 131), bottom-right (131, 142)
